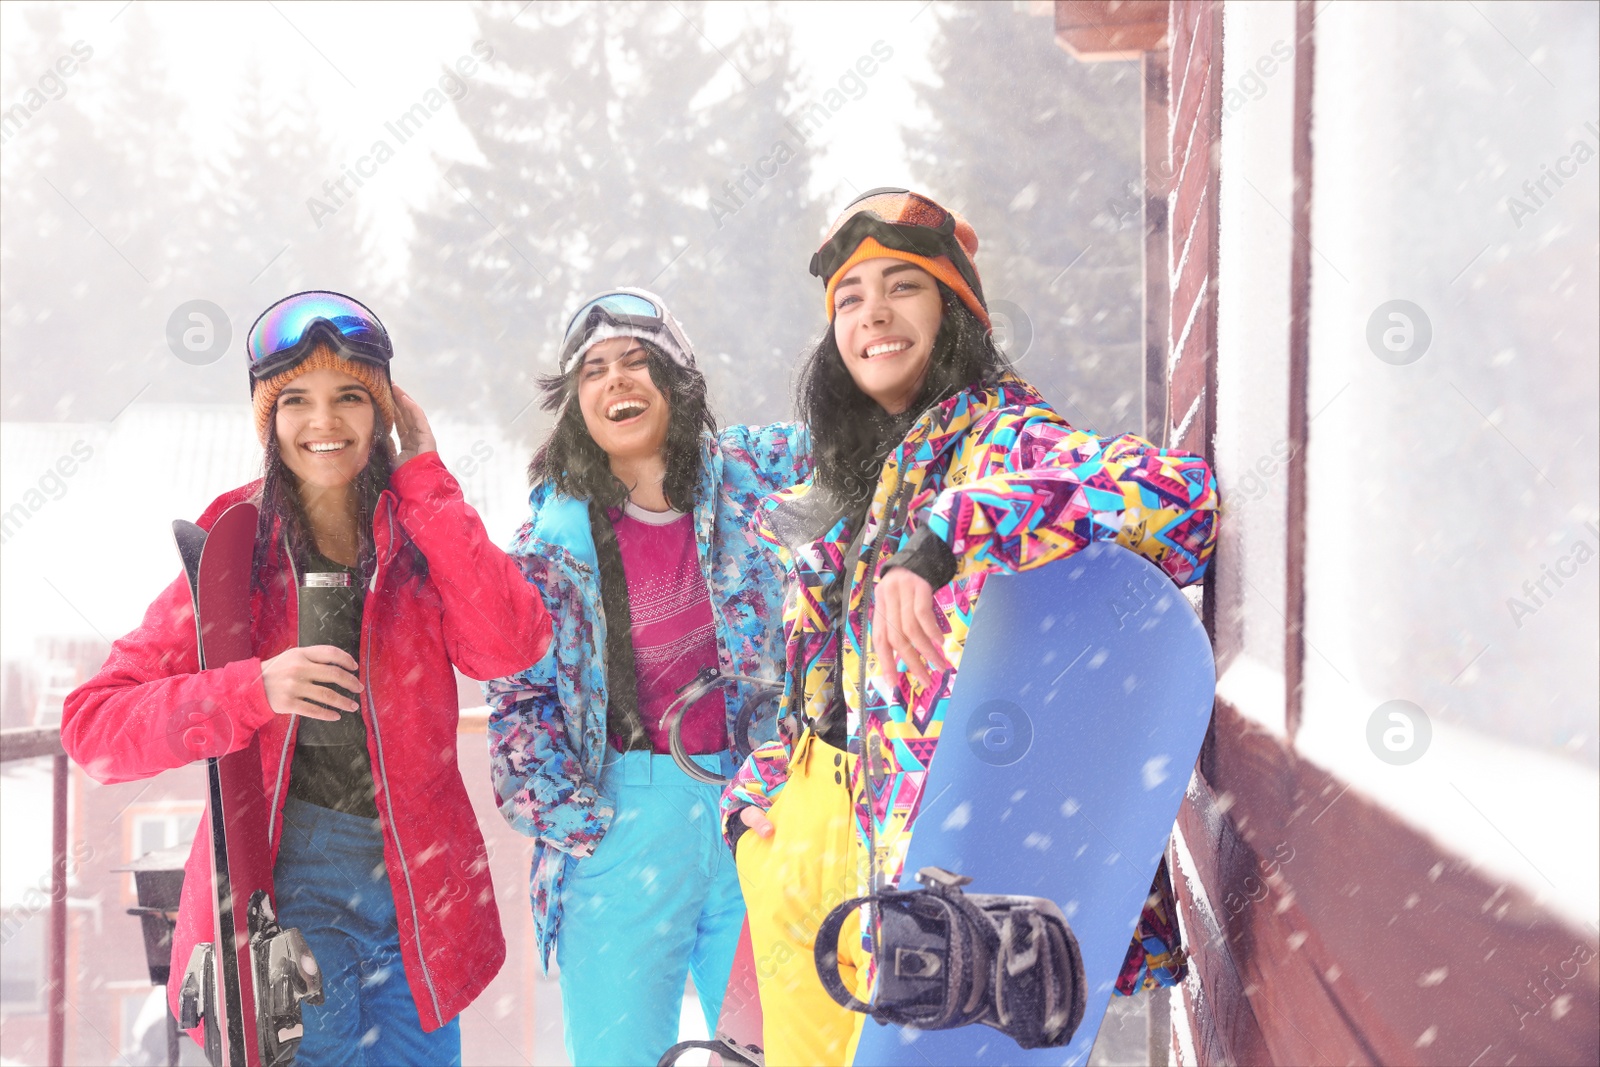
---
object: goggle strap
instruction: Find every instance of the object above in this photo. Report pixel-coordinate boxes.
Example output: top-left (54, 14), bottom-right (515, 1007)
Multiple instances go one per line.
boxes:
top-left (811, 216), bottom-right (982, 302)
top-left (248, 324), bottom-right (393, 382)
top-left (560, 319), bottom-right (695, 377)
top-left (559, 310), bottom-right (667, 370)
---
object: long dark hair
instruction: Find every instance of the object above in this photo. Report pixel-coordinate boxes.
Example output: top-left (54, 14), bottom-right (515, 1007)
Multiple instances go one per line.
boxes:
top-left (253, 396), bottom-right (399, 593)
top-left (526, 339), bottom-right (716, 512)
top-left (795, 284), bottom-right (1012, 514)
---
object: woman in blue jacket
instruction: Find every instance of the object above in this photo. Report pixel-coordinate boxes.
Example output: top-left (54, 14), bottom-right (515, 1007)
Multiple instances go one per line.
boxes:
top-left (484, 289), bottom-right (809, 1066)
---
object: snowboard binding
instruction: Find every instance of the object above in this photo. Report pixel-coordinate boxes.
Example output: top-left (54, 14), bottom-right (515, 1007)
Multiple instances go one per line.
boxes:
top-left (178, 891), bottom-right (324, 1067)
top-left (665, 667), bottom-right (784, 786)
top-left (814, 867), bottom-right (1087, 1050)
top-left (656, 1033), bottom-right (764, 1067)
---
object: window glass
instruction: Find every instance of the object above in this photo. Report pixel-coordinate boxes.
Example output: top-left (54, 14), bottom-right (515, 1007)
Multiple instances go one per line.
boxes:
top-left (0, 907), bottom-right (43, 1010)
top-left (1302, 0), bottom-right (1597, 921)
top-left (1305, 0), bottom-right (1597, 764)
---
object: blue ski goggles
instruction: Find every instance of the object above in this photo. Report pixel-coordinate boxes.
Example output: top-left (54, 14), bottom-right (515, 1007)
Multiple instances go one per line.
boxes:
top-left (246, 291), bottom-right (393, 385)
top-left (558, 288), bottom-right (695, 375)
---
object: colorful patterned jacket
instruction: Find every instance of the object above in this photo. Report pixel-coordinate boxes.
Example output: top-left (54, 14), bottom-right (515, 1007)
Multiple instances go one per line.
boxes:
top-left (719, 375), bottom-right (1218, 992)
top-left (485, 424), bottom-right (809, 970)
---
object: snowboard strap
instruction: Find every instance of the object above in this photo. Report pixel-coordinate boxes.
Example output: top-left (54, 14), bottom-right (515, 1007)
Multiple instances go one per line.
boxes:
top-left (665, 667), bottom-right (784, 786)
top-left (812, 893), bottom-right (880, 1016)
top-left (814, 867), bottom-right (1088, 1050)
top-left (656, 1035), bottom-right (764, 1067)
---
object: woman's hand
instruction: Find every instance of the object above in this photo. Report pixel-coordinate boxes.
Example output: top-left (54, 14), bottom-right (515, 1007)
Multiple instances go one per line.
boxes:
top-left (739, 806), bottom-right (776, 840)
top-left (261, 646), bottom-right (361, 721)
top-left (392, 384), bottom-right (437, 467)
top-left (871, 567), bottom-right (952, 696)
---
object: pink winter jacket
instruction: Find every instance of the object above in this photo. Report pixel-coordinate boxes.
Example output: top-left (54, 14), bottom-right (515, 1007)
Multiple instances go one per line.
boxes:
top-left (62, 452), bottom-right (551, 1033)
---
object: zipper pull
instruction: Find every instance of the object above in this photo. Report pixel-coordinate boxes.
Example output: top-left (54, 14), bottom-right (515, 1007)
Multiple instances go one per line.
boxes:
top-left (865, 732), bottom-right (891, 892)
top-left (866, 731), bottom-right (884, 781)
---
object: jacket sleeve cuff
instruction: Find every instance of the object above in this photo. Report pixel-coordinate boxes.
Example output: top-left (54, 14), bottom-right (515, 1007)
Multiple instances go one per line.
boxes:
top-left (882, 526), bottom-right (959, 590)
top-left (727, 817), bottom-right (751, 856)
top-left (389, 447), bottom-right (448, 486)
top-left (218, 657), bottom-right (279, 750)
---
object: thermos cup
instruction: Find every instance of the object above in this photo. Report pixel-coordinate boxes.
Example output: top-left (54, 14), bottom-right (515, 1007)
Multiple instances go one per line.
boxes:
top-left (296, 571), bottom-right (363, 747)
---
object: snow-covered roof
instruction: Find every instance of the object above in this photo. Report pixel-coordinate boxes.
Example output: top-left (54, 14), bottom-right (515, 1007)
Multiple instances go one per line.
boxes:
top-left (1, 405), bottom-right (532, 659)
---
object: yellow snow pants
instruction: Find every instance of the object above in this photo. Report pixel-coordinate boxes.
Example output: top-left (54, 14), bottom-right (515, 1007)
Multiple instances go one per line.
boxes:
top-left (735, 729), bottom-right (870, 1066)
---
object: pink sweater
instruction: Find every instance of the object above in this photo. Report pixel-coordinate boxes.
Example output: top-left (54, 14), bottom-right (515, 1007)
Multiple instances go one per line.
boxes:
top-left (609, 502), bottom-right (728, 755)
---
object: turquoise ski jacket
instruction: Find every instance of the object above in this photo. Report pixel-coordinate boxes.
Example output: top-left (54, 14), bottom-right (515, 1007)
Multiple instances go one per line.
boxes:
top-left (484, 424), bottom-right (810, 969)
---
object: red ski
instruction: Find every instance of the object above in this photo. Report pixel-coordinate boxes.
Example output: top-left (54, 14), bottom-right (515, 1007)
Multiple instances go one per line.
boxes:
top-left (172, 502), bottom-right (320, 1067)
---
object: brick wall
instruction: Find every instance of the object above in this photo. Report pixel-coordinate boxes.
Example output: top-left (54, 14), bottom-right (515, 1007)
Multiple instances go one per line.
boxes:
top-left (1159, 4), bottom-right (1599, 1064)
top-left (1165, 0), bottom-right (1220, 458)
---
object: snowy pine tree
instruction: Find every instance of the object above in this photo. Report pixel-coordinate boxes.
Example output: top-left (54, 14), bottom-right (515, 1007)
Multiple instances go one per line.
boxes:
top-left (402, 0), bottom-right (822, 435)
top-left (907, 0), bottom-right (1145, 436)
top-left (188, 70), bottom-right (384, 401)
top-left (667, 4), bottom-right (828, 423)
top-left (1, 6), bottom-right (150, 419)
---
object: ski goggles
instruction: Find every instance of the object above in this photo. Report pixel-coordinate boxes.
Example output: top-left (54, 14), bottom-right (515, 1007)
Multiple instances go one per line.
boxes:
top-left (809, 187), bottom-right (984, 303)
top-left (557, 287), bottom-right (695, 375)
top-left (246, 291), bottom-right (393, 385)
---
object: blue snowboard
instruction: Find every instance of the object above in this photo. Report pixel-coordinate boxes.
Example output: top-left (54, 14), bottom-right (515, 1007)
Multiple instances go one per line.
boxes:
top-left (851, 541), bottom-right (1215, 1067)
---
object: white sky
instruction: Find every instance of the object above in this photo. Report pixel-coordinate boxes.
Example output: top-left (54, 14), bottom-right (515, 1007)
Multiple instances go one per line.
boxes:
top-left (1, 0), bottom-right (950, 282)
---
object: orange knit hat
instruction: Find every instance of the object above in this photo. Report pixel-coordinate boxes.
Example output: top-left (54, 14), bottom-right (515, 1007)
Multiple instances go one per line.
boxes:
top-left (252, 345), bottom-right (397, 444)
top-left (814, 189), bottom-right (989, 328)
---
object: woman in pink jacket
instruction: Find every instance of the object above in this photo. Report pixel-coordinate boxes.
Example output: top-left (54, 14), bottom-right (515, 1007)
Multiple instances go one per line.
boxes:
top-left (63, 291), bottom-right (552, 1066)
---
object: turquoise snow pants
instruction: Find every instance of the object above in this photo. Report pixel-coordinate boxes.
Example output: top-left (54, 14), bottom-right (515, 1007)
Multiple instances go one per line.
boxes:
top-left (555, 749), bottom-right (746, 1067)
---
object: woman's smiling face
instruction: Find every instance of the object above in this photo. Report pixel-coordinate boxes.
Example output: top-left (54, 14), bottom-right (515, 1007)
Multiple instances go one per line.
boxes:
top-left (273, 362), bottom-right (376, 491)
top-left (575, 336), bottom-right (670, 463)
top-left (831, 257), bottom-right (944, 415)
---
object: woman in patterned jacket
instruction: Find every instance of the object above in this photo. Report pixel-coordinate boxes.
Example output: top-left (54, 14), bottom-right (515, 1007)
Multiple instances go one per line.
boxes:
top-left (719, 190), bottom-right (1220, 1066)
top-left (483, 289), bottom-right (809, 1066)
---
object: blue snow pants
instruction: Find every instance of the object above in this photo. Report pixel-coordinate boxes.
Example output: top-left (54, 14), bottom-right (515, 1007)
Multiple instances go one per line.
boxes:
top-left (274, 796), bottom-right (462, 1067)
top-left (555, 749), bottom-right (747, 1067)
